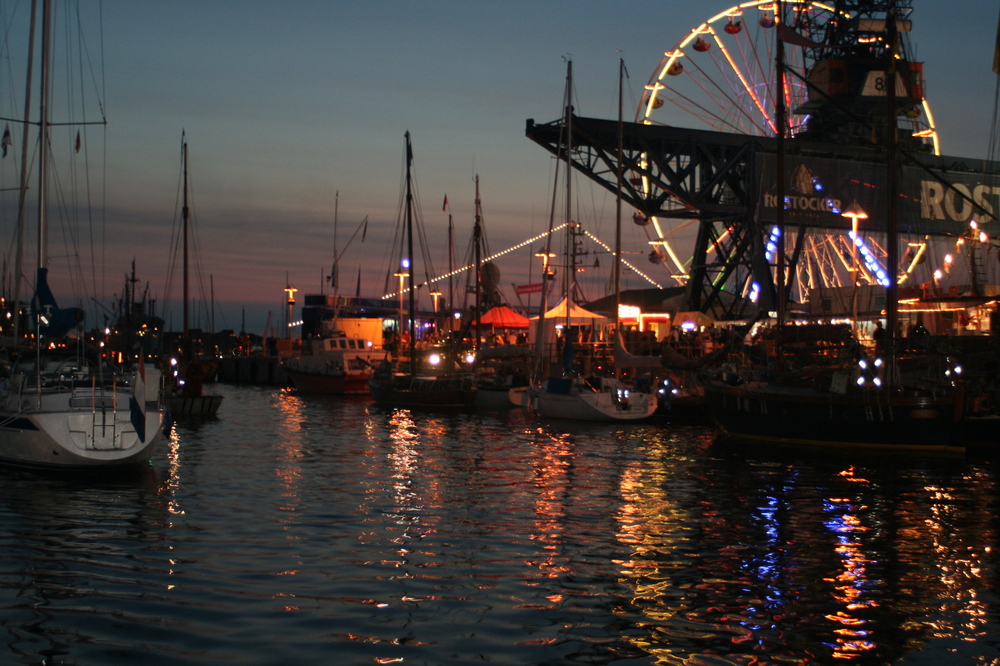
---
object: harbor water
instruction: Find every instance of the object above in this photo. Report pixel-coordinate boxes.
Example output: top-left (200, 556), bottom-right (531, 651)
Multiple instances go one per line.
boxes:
top-left (1, 384), bottom-right (999, 665)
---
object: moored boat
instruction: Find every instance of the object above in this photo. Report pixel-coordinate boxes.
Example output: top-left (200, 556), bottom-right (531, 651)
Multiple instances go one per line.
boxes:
top-left (0, 0), bottom-right (164, 469)
top-left (368, 131), bottom-right (477, 411)
top-left (284, 333), bottom-right (386, 394)
top-left (162, 135), bottom-right (223, 418)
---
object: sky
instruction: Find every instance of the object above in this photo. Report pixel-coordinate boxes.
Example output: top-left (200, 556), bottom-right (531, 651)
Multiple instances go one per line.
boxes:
top-left (1, 0), bottom-right (998, 336)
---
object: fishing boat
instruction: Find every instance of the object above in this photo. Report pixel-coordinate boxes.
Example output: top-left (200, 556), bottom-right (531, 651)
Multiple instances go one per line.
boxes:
top-left (698, 2), bottom-right (963, 453)
top-left (162, 136), bottom-right (223, 417)
top-left (526, 59), bottom-right (657, 422)
top-left (284, 332), bottom-right (386, 394)
top-left (0, 0), bottom-right (165, 469)
top-left (367, 132), bottom-right (477, 410)
top-left (283, 195), bottom-right (388, 393)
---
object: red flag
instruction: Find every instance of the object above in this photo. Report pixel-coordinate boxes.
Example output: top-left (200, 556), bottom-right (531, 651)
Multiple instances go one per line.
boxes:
top-left (994, 8), bottom-right (1000, 74)
top-left (442, 195), bottom-right (449, 211)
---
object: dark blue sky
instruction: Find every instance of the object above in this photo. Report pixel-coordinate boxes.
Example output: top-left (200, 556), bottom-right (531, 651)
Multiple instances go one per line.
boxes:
top-left (0, 1), bottom-right (996, 334)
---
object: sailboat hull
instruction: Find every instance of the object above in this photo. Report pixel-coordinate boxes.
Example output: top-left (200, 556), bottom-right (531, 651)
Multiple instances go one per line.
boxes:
top-left (703, 380), bottom-right (963, 452)
top-left (0, 391), bottom-right (164, 469)
top-left (528, 379), bottom-right (658, 421)
top-left (167, 394), bottom-right (223, 417)
top-left (369, 373), bottom-right (478, 410)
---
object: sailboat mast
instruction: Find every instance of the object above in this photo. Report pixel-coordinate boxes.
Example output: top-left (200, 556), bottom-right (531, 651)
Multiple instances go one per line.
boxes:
top-left (448, 212), bottom-right (454, 331)
top-left (405, 131), bottom-right (416, 375)
top-left (885, 2), bottom-right (900, 384)
top-left (182, 138), bottom-right (190, 340)
top-left (614, 57), bottom-right (624, 332)
top-left (333, 191), bottom-right (339, 300)
top-left (474, 175), bottom-right (482, 353)
top-left (564, 59), bottom-right (573, 330)
top-left (775, 0), bottom-right (787, 331)
top-left (37, 0), bottom-right (52, 271)
top-left (12, 0), bottom-right (38, 342)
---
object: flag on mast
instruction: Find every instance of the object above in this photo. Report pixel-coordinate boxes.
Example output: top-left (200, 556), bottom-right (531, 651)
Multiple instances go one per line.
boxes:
top-left (1, 124), bottom-right (11, 158)
top-left (994, 7), bottom-right (1000, 74)
top-left (130, 350), bottom-right (147, 442)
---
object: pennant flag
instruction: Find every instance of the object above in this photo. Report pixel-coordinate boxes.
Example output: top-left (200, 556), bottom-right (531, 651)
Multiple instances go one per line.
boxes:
top-left (75, 131), bottom-right (81, 153)
top-left (777, 23), bottom-right (826, 49)
top-left (442, 195), bottom-right (449, 211)
top-left (130, 350), bottom-right (147, 442)
top-left (1, 124), bottom-right (10, 158)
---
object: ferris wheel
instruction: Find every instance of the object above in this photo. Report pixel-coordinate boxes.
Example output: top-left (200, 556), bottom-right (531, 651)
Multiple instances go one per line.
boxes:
top-left (634, 0), bottom-right (943, 297)
top-left (638, 0), bottom-right (939, 152)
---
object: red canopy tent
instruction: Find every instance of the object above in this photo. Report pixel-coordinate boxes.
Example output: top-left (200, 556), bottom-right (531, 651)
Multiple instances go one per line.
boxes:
top-left (472, 305), bottom-right (530, 328)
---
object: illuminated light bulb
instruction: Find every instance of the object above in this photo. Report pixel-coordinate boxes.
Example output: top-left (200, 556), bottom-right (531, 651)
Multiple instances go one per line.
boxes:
top-left (955, 365), bottom-right (963, 375)
top-left (428, 353), bottom-right (442, 365)
top-left (945, 254), bottom-right (953, 264)
top-left (465, 353), bottom-right (476, 364)
top-left (858, 359), bottom-right (868, 370)
top-left (874, 358), bottom-right (884, 367)
top-left (981, 232), bottom-right (989, 244)
top-left (856, 376), bottom-right (866, 386)
top-left (873, 377), bottom-right (882, 387)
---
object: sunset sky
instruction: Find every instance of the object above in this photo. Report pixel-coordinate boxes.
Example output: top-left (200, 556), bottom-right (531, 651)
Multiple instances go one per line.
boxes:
top-left (0, 1), bottom-right (997, 335)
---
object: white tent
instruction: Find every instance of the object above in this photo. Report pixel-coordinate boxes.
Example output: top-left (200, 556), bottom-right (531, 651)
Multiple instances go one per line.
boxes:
top-left (527, 297), bottom-right (608, 347)
top-left (530, 297), bottom-right (608, 325)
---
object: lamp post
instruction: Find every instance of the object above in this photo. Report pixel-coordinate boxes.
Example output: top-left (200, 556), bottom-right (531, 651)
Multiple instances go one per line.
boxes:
top-left (842, 201), bottom-right (868, 333)
top-left (394, 271), bottom-right (409, 344)
top-left (284, 283), bottom-right (297, 341)
top-left (534, 250), bottom-right (557, 312)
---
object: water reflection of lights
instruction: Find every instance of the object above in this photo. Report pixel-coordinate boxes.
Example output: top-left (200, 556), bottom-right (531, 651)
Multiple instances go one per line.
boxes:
top-left (823, 468), bottom-right (876, 657)
top-left (165, 430), bottom-right (184, 519)
top-left (528, 428), bottom-right (575, 579)
top-left (274, 393), bottom-right (308, 492)
top-left (385, 410), bottom-right (427, 565)
top-left (917, 479), bottom-right (994, 647)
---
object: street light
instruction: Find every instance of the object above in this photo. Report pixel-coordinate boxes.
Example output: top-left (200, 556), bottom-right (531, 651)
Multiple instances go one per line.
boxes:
top-left (842, 202), bottom-right (868, 331)
top-left (394, 271), bottom-right (409, 345)
top-left (284, 283), bottom-right (298, 341)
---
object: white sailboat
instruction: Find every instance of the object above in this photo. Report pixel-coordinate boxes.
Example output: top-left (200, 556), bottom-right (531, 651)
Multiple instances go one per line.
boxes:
top-left (0, 0), bottom-right (165, 468)
top-left (527, 59), bottom-right (657, 422)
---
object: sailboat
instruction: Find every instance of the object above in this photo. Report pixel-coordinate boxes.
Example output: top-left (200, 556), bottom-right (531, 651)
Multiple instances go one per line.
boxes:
top-left (163, 136), bottom-right (223, 417)
top-left (526, 59), bottom-right (658, 422)
top-left (699, 1), bottom-right (962, 452)
top-left (367, 132), bottom-right (477, 410)
top-left (0, 0), bottom-right (165, 469)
